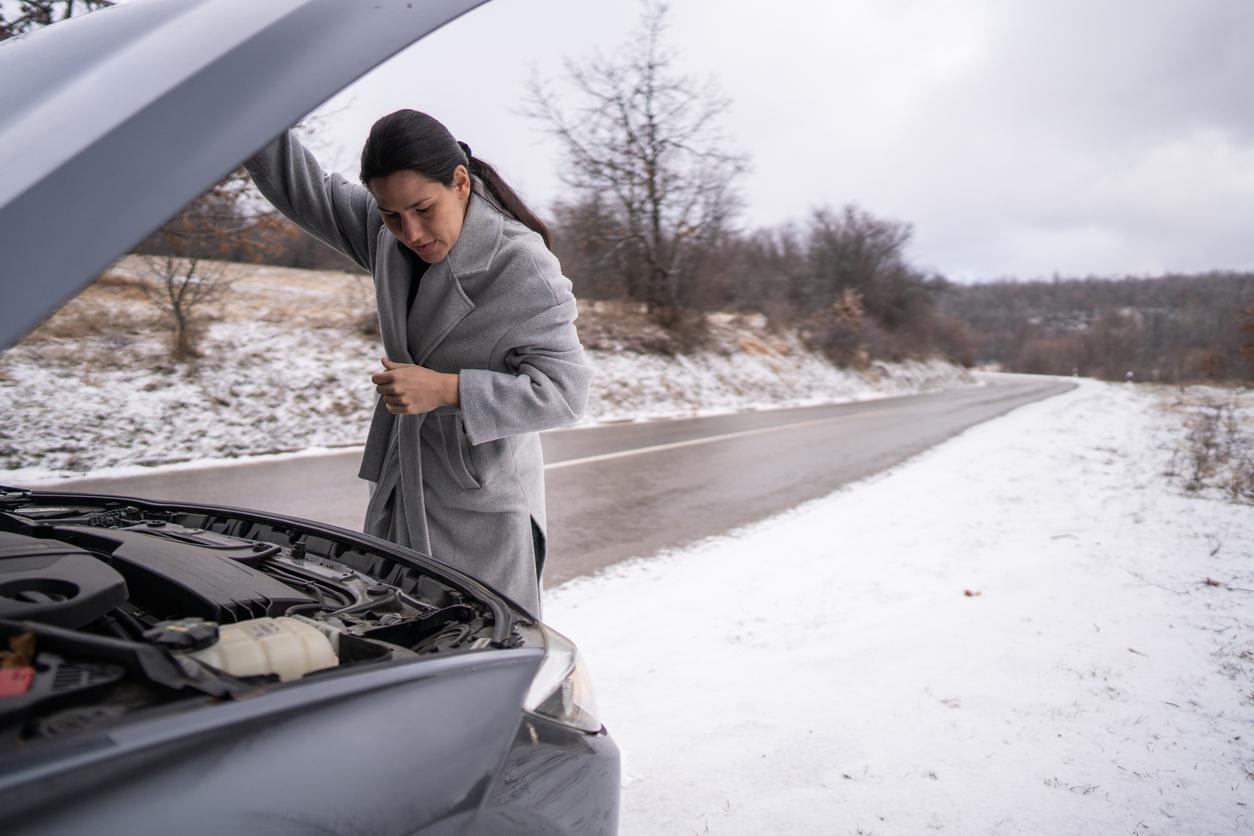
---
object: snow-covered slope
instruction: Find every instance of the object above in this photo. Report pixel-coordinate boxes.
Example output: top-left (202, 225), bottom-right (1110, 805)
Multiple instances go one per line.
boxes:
top-left (0, 261), bottom-right (971, 481)
top-left (544, 380), bottom-right (1254, 835)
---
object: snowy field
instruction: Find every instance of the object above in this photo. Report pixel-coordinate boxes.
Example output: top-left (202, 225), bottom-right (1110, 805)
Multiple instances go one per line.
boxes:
top-left (544, 380), bottom-right (1254, 835)
top-left (0, 314), bottom-right (969, 483)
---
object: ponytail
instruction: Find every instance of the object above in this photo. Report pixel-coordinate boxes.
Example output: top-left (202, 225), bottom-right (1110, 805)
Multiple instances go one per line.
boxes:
top-left (464, 153), bottom-right (553, 251)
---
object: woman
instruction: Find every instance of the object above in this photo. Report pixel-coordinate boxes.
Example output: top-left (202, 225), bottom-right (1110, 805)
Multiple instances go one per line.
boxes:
top-left (245, 109), bottom-right (590, 617)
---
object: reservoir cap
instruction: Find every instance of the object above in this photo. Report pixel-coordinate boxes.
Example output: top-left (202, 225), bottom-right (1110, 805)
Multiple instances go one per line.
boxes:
top-left (143, 618), bottom-right (220, 652)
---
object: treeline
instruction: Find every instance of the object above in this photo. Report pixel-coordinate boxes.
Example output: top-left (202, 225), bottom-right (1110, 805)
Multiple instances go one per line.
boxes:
top-left (938, 273), bottom-right (1254, 382)
top-left (551, 199), bottom-right (976, 365)
top-left (169, 192), bottom-right (976, 367)
top-left (142, 185), bottom-right (1253, 384)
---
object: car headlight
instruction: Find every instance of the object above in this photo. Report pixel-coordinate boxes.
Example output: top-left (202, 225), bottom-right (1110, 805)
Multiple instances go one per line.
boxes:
top-left (522, 623), bottom-right (602, 733)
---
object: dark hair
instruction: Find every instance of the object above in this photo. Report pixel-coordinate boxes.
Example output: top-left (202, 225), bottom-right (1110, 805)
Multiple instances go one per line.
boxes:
top-left (359, 109), bottom-right (552, 250)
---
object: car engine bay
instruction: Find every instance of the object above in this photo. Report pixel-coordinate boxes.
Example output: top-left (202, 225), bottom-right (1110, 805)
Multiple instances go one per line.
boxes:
top-left (0, 488), bottom-right (522, 751)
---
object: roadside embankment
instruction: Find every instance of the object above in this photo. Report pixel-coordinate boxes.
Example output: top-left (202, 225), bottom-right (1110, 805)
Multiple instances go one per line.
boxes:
top-left (0, 259), bottom-right (972, 481)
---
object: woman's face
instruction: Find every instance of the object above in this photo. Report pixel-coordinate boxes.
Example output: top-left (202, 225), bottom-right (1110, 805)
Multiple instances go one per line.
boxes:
top-left (370, 165), bottom-right (471, 263)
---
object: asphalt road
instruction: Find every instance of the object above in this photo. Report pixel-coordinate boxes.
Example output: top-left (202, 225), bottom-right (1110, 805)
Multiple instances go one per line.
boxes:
top-left (52, 376), bottom-right (1073, 588)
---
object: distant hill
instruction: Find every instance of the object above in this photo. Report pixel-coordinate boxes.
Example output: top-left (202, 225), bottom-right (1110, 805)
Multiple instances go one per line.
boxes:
top-left (939, 273), bottom-right (1254, 383)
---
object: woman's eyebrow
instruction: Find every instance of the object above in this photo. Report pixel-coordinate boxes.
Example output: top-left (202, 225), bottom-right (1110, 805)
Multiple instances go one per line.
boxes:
top-left (378, 199), bottom-right (433, 214)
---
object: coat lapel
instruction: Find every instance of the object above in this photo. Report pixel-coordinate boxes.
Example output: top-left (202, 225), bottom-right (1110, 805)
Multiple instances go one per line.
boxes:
top-left (409, 257), bottom-right (473, 366)
top-left (375, 243), bottom-right (416, 364)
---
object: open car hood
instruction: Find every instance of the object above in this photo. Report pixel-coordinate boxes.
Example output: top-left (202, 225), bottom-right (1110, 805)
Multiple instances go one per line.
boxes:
top-left (0, 0), bottom-right (487, 350)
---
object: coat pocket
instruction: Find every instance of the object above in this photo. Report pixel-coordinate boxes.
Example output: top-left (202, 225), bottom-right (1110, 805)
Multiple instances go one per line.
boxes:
top-left (442, 413), bottom-right (482, 490)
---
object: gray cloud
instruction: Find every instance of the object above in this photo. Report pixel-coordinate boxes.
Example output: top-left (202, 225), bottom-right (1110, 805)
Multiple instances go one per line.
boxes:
top-left (317, 0), bottom-right (1254, 280)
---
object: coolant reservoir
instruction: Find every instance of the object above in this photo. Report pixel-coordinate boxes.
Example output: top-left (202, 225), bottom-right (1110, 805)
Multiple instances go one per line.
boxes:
top-left (189, 617), bottom-right (338, 682)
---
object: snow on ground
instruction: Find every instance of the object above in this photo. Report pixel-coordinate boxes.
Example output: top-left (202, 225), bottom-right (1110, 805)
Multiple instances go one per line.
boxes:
top-left (586, 349), bottom-right (967, 422)
top-left (0, 322), bottom-right (380, 480)
top-left (0, 319), bottom-right (970, 483)
top-left (544, 380), bottom-right (1254, 835)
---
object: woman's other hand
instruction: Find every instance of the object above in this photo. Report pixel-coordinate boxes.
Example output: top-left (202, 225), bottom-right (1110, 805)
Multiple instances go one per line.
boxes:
top-left (372, 357), bottom-right (460, 414)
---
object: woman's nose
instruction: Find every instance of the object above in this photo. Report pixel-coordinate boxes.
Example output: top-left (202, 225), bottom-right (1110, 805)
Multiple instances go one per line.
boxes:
top-left (401, 214), bottom-right (424, 244)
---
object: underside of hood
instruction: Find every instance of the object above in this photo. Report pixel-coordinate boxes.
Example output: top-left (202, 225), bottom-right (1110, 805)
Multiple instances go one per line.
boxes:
top-left (0, 0), bottom-right (487, 350)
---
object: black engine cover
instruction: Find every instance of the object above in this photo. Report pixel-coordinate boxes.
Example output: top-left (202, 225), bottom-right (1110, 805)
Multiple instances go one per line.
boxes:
top-left (0, 532), bottom-right (128, 628)
top-left (48, 525), bottom-right (316, 623)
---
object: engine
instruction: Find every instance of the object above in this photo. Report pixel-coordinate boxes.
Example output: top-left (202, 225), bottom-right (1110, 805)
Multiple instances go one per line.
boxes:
top-left (0, 489), bottom-right (514, 747)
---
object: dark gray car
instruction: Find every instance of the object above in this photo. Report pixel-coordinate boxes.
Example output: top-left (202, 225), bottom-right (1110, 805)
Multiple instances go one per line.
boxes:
top-left (0, 2), bottom-right (620, 833)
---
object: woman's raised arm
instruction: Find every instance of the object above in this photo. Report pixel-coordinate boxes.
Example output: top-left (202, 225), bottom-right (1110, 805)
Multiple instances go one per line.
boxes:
top-left (245, 129), bottom-right (381, 272)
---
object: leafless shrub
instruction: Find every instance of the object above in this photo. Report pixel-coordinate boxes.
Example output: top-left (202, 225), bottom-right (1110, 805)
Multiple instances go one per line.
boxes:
top-left (1167, 394), bottom-right (1254, 504)
top-left (136, 168), bottom-right (282, 362)
top-left (139, 254), bottom-right (234, 361)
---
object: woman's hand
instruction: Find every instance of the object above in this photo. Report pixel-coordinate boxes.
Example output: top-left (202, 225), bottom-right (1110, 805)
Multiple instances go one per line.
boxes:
top-left (372, 357), bottom-right (460, 415)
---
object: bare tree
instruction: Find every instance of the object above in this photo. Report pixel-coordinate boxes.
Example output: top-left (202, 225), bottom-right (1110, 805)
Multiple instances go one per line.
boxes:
top-left (139, 254), bottom-right (233, 361)
top-left (136, 169), bottom-right (278, 361)
top-left (0, 0), bottom-right (112, 40)
top-left (524, 1), bottom-right (747, 320)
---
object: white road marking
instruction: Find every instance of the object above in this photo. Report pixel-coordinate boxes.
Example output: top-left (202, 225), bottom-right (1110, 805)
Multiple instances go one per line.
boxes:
top-left (543, 382), bottom-right (1053, 471)
top-left (543, 413), bottom-right (851, 470)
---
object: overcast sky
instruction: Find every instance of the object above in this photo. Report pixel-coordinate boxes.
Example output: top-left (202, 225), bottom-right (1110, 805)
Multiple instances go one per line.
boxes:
top-left (311, 0), bottom-right (1254, 281)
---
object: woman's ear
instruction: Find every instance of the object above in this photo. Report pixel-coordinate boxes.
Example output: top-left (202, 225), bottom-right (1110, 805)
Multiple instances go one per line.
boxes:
top-left (454, 165), bottom-right (471, 199)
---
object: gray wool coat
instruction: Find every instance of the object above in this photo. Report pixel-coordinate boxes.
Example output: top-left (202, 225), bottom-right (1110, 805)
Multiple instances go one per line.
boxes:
top-left (245, 131), bottom-right (591, 617)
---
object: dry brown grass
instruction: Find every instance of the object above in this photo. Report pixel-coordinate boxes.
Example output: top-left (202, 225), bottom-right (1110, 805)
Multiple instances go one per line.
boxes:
top-left (136, 256), bottom-right (369, 328)
top-left (576, 299), bottom-right (792, 357)
top-left (19, 259), bottom-right (808, 365)
top-left (1162, 387), bottom-right (1254, 504)
top-left (24, 271), bottom-right (158, 341)
top-left (576, 299), bottom-right (686, 354)
top-left (92, 272), bottom-right (148, 290)
top-left (19, 256), bottom-right (374, 347)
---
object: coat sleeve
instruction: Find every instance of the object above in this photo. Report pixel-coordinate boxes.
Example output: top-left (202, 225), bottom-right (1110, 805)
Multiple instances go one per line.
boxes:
top-left (244, 129), bottom-right (380, 272)
top-left (458, 296), bottom-right (592, 446)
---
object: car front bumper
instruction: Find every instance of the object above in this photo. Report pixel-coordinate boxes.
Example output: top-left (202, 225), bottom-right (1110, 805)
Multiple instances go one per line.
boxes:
top-left (477, 712), bottom-right (621, 835)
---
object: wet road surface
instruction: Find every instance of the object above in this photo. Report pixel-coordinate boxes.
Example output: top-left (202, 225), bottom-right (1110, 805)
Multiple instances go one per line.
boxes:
top-left (51, 376), bottom-right (1074, 587)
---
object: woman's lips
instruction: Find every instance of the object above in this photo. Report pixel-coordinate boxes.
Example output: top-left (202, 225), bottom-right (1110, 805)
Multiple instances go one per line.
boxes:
top-left (415, 241), bottom-right (437, 255)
